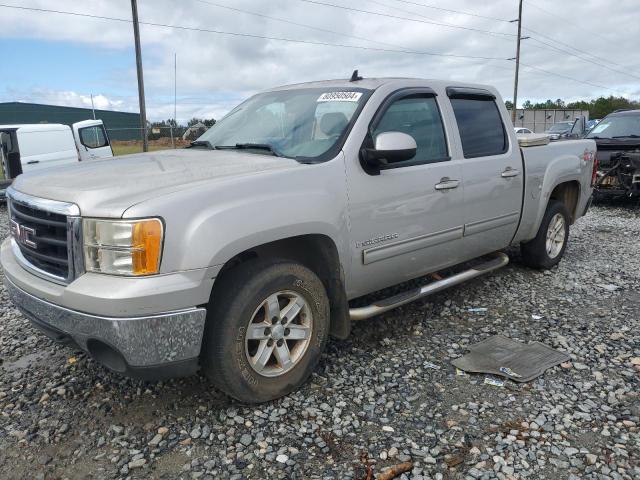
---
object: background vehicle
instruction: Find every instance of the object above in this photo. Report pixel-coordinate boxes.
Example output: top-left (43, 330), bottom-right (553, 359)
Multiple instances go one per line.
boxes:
top-left (545, 121), bottom-right (574, 140)
top-left (1, 77), bottom-right (595, 403)
top-left (585, 118), bottom-right (601, 132)
top-left (0, 120), bottom-right (112, 197)
top-left (514, 127), bottom-right (533, 134)
top-left (587, 109), bottom-right (640, 197)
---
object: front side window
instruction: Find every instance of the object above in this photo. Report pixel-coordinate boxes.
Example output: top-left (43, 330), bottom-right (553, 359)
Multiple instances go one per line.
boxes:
top-left (372, 95), bottom-right (448, 165)
top-left (197, 88), bottom-right (371, 161)
top-left (80, 126), bottom-right (108, 149)
top-left (450, 98), bottom-right (508, 158)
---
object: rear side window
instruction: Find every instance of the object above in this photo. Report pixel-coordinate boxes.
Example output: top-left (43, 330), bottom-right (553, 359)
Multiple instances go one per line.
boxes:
top-left (450, 98), bottom-right (508, 158)
top-left (79, 126), bottom-right (108, 149)
top-left (372, 95), bottom-right (448, 166)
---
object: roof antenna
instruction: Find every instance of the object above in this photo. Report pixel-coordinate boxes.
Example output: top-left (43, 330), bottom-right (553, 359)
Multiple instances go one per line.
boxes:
top-left (350, 69), bottom-right (363, 82)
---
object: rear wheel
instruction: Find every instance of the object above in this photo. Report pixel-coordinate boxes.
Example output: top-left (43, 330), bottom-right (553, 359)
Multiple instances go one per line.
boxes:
top-left (202, 259), bottom-right (330, 403)
top-left (520, 200), bottom-right (570, 269)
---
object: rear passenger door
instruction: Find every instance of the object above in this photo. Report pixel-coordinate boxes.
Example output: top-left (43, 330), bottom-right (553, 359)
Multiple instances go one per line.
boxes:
top-left (446, 87), bottom-right (523, 257)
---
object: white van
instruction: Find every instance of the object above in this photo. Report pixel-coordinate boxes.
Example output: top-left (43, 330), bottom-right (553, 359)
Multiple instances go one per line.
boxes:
top-left (0, 120), bottom-right (112, 196)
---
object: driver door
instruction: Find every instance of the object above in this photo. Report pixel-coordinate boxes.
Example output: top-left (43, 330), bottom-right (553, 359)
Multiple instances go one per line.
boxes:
top-left (345, 89), bottom-right (466, 297)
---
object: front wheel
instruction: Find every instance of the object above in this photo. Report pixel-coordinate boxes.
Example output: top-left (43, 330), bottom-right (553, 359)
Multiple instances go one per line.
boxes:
top-left (520, 200), bottom-right (570, 269)
top-left (202, 260), bottom-right (330, 403)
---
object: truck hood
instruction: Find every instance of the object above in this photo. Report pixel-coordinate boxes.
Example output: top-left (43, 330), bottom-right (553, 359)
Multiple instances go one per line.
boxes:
top-left (11, 149), bottom-right (303, 217)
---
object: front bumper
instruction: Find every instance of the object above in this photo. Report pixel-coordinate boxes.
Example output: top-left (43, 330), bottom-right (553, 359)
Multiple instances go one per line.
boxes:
top-left (5, 276), bottom-right (206, 377)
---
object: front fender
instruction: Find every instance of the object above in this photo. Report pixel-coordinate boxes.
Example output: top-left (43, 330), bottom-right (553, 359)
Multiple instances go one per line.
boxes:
top-left (123, 157), bottom-right (351, 275)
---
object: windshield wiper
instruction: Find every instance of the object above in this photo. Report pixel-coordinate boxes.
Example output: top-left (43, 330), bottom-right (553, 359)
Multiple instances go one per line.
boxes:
top-left (189, 140), bottom-right (215, 149)
top-left (215, 143), bottom-right (283, 157)
top-left (612, 135), bottom-right (640, 138)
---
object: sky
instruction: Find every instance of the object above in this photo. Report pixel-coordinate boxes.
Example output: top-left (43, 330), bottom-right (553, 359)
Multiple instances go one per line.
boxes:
top-left (1, 0), bottom-right (639, 123)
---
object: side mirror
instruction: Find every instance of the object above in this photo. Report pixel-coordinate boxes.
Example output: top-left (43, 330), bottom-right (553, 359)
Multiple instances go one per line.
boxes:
top-left (363, 131), bottom-right (417, 167)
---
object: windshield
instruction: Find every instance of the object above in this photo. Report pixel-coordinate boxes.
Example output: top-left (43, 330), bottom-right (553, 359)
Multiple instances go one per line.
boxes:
top-left (547, 122), bottom-right (572, 133)
top-left (586, 114), bottom-right (640, 139)
top-left (196, 87), bottom-right (370, 161)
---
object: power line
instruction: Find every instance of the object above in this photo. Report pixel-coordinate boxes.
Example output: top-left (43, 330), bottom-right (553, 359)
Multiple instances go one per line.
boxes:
top-left (0, 3), bottom-right (505, 60)
top-left (193, 0), bottom-right (438, 52)
top-left (360, 0), bottom-right (514, 39)
top-left (194, 0), bottom-right (514, 60)
top-left (518, 61), bottom-right (618, 93)
top-left (370, 0), bottom-right (633, 78)
top-left (298, 0), bottom-right (638, 84)
top-left (383, 0), bottom-right (511, 22)
top-left (298, 0), bottom-right (516, 38)
top-left (0, 2), bottom-right (632, 100)
top-left (299, 0), bottom-right (619, 71)
top-left (523, 26), bottom-right (626, 70)
top-left (525, 36), bottom-right (640, 82)
top-left (524, 0), bottom-right (619, 47)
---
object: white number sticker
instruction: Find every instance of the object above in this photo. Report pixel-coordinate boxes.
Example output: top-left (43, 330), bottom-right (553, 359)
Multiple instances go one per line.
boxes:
top-left (317, 91), bottom-right (363, 102)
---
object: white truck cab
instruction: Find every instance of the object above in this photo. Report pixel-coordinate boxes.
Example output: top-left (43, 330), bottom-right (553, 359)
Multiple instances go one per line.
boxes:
top-left (0, 120), bottom-right (112, 197)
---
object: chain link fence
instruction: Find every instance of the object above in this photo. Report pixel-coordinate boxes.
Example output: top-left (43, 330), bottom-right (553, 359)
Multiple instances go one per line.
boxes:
top-left (107, 125), bottom-right (208, 156)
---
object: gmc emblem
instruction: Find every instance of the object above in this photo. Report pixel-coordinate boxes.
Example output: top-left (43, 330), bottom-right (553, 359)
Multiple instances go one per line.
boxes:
top-left (10, 219), bottom-right (37, 248)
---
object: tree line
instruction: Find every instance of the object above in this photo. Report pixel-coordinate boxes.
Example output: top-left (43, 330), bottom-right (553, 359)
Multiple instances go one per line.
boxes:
top-left (506, 96), bottom-right (640, 119)
top-left (149, 118), bottom-right (216, 129)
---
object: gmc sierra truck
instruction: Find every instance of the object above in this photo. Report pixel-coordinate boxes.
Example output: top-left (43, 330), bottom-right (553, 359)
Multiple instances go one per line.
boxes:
top-left (1, 77), bottom-right (596, 403)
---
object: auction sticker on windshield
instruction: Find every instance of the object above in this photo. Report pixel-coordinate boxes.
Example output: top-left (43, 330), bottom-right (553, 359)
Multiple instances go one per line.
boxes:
top-left (317, 91), bottom-right (363, 102)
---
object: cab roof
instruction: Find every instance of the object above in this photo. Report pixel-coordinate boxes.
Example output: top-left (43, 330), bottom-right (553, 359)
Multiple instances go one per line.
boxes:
top-left (266, 77), bottom-right (496, 93)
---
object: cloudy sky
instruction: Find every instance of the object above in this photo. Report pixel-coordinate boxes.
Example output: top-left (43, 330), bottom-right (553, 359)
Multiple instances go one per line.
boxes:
top-left (1, 0), bottom-right (639, 123)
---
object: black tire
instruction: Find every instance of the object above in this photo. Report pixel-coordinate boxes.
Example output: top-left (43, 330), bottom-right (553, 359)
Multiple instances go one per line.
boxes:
top-left (520, 200), bottom-right (570, 269)
top-left (202, 259), bottom-right (330, 403)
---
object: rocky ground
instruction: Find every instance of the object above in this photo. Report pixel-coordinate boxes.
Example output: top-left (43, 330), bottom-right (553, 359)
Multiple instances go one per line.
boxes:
top-left (0, 201), bottom-right (638, 480)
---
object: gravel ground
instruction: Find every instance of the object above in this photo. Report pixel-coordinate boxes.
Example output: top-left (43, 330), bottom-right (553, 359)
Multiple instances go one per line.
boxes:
top-left (0, 202), bottom-right (638, 480)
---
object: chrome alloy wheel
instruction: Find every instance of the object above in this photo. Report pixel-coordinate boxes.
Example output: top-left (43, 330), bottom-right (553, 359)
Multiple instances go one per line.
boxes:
top-left (545, 213), bottom-right (566, 259)
top-left (244, 290), bottom-right (313, 377)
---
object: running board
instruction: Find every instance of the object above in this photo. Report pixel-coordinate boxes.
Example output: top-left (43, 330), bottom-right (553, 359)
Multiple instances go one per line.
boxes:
top-left (349, 252), bottom-right (509, 321)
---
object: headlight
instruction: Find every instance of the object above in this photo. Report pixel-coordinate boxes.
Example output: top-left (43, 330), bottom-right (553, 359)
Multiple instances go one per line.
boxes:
top-left (82, 218), bottom-right (163, 275)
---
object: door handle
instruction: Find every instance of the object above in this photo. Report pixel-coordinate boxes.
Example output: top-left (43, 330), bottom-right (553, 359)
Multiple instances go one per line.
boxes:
top-left (501, 167), bottom-right (520, 178)
top-left (434, 177), bottom-right (460, 190)
top-left (26, 160), bottom-right (39, 165)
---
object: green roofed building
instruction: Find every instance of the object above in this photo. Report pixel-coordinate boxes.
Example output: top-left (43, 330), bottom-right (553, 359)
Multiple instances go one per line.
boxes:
top-left (0, 102), bottom-right (141, 141)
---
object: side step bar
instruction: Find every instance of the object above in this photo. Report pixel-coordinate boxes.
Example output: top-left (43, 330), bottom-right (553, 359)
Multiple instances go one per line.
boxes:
top-left (349, 252), bottom-right (509, 321)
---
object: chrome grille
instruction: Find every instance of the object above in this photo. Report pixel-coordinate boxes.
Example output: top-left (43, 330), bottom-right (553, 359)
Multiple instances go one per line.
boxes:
top-left (7, 188), bottom-right (82, 284)
top-left (10, 201), bottom-right (69, 278)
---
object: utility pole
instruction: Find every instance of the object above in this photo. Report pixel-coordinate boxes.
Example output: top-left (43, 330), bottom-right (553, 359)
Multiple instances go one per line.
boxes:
top-left (172, 52), bottom-right (177, 148)
top-left (131, 0), bottom-right (148, 152)
top-left (90, 94), bottom-right (96, 119)
top-left (510, 0), bottom-right (524, 124)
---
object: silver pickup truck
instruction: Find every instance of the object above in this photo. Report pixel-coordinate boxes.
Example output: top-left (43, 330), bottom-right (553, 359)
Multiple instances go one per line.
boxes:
top-left (1, 77), bottom-right (596, 402)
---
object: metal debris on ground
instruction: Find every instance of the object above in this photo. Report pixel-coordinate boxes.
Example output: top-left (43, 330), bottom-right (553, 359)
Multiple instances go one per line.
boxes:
top-left (451, 335), bottom-right (570, 383)
top-left (455, 368), bottom-right (466, 376)
top-left (467, 307), bottom-right (488, 313)
top-left (484, 376), bottom-right (505, 387)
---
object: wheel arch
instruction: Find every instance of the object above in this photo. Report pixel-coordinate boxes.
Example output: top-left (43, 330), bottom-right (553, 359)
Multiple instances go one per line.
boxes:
top-left (212, 234), bottom-right (351, 340)
top-left (549, 180), bottom-right (581, 224)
